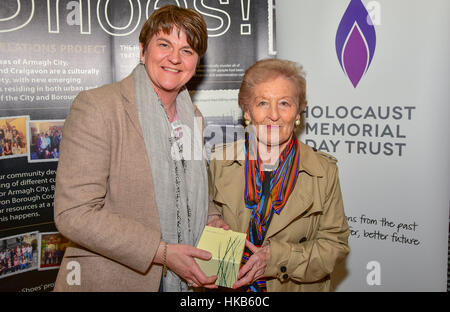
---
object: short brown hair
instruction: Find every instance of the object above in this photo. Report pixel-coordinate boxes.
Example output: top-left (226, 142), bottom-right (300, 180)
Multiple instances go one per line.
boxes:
top-left (238, 58), bottom-right (307, 113)
top-left (139, 5), bottom-right (208, 57)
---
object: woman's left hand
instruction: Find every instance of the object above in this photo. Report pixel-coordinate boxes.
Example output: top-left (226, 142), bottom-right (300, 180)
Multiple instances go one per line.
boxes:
top-left (207, 215), bottom-right (230, 230)
top-left (232, 240), bottom-right (270, 289)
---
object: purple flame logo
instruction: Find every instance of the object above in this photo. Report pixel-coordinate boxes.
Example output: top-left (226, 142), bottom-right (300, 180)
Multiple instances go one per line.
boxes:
top-left (336, 0), bottom-right (376, 88)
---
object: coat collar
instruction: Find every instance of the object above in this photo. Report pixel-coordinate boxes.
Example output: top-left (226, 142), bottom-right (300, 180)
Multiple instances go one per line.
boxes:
top-left (219, 139), bottom-right (325, 177)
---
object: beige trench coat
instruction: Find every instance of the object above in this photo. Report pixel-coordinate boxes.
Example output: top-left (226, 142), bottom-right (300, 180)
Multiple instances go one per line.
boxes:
top-left (208, 140), bottom-right (350, 292)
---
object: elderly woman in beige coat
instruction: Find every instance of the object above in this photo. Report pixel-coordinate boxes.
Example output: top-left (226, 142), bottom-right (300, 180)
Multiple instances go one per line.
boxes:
top-left (207, 59), bottom-right (350, 292)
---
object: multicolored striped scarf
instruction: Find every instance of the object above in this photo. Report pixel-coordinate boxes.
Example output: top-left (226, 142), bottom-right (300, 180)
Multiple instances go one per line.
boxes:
top-left (242, 132), bottom-right (300, 292)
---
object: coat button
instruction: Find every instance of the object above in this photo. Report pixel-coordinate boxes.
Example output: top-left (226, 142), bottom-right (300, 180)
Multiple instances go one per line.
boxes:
top-left (280, 266), bottom-right (287, 273)
top-left (282, 273), bottom-right (289, 279)
top-left (299, 237), bottom-right (307, 243)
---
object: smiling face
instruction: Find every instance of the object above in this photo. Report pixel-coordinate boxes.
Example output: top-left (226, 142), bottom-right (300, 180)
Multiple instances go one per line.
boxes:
top-left (244, 76), bottom-right (300, 151)
top-left (140, 27), bottom-right (198, 102)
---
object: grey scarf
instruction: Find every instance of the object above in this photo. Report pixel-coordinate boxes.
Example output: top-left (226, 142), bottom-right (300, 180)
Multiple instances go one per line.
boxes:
top-left (133, 64), bottom-right (208, 292)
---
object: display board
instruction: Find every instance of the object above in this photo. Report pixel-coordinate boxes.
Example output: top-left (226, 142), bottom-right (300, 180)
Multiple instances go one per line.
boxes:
top-left (276, 0), bottom-right (449, 291)
top-left (0, 0), bottom-right (276, 291)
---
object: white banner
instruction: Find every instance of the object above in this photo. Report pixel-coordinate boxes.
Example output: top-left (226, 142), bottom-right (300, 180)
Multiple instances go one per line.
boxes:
top-left (276, 0), bottom-right (449, 291)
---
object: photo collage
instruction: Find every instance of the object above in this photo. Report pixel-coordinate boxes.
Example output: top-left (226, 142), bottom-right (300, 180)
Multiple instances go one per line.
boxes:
top-left (0, 116), bottom-right (64, 162)
top-left (0, 231), bottom-right (70, 279)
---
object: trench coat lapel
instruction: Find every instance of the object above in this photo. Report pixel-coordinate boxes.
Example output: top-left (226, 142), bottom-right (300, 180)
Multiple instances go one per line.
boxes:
top-left (265, 142), bottom-right (326, 240)
top-left (213, 141), bottom-right (252, 233)
top-left (214, 164), bottom-right (251, 233)
top-left (264, 179), bottom-right (313, 240)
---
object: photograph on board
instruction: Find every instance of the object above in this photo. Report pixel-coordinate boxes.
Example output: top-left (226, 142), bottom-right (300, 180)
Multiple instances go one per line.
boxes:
top-left (0, 116), bottom-right (29, 160)
top-left (27, 120), bottom-right (64, 163)
top-left (0, 231), bottom-right (39, 279)
top-left (38, 232), bottom-right (70, 271)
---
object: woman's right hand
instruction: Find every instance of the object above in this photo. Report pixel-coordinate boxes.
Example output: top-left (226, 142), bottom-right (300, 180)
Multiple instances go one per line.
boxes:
top-left (156, 242), bottom-right (218, 289)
